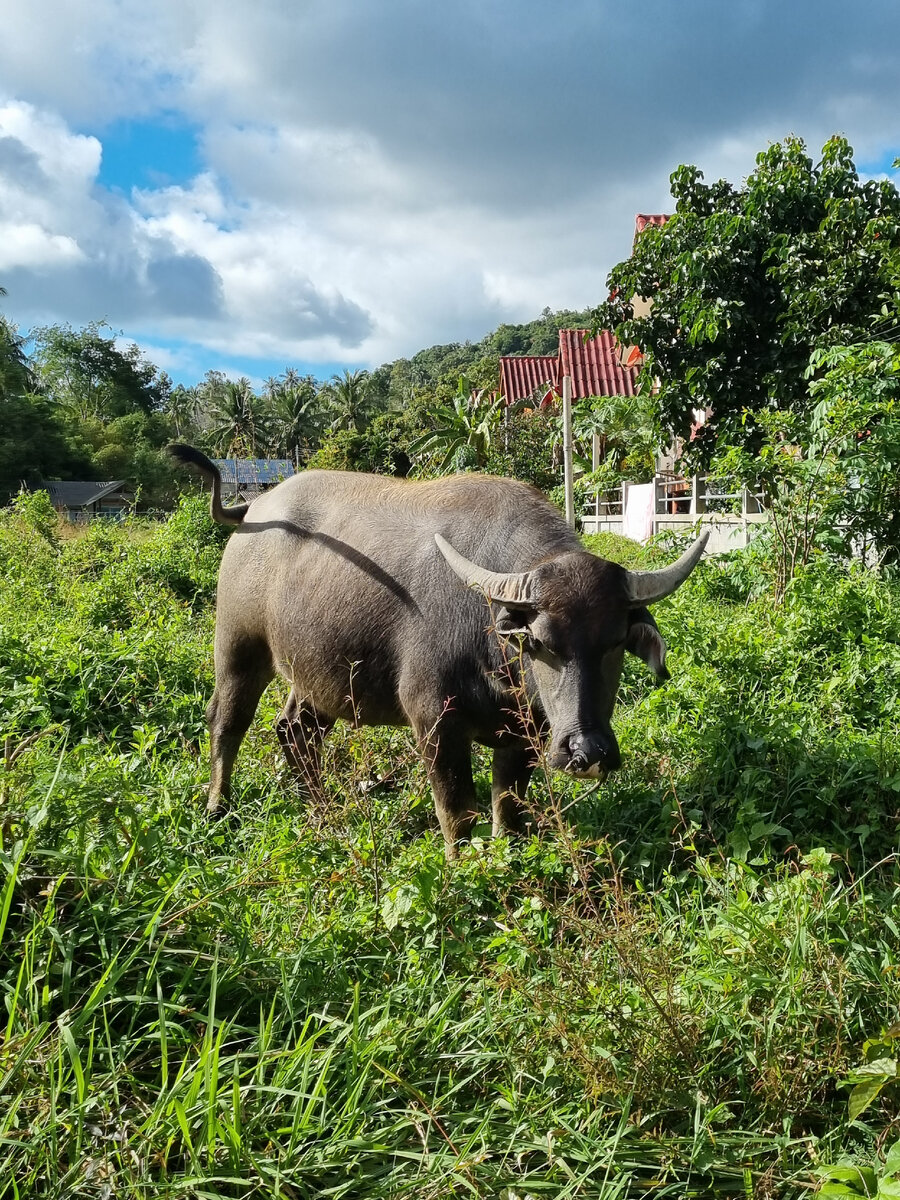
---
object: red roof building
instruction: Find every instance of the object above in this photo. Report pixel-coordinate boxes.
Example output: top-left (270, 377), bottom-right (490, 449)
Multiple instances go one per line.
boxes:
top-left (498, 215), bottom-right (671, 407)
top-left (499, 329), bottom-right (638, 405)
top-left (559, 329), bottom-right (637, 400)
top-left (634, 213), bottom-right (670, 239)
top-left (498, 355), bottom-right (558, 408)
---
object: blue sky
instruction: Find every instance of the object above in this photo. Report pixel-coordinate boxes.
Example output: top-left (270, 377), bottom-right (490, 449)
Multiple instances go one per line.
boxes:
top-left (0, 0), bottom-right (899, 388)
top-left (96, 116), bottom-right (202, 194)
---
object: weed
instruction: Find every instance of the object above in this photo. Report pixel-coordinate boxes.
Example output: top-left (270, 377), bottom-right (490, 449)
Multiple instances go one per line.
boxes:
top-left (1, 504), bottom-right (899, 1196)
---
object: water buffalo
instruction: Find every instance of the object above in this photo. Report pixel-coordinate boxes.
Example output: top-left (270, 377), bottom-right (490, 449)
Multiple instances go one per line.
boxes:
top-left (169, 444), bottom-right (707, 857)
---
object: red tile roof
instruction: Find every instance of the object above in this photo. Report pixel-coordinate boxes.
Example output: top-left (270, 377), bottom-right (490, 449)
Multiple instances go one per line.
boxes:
top-left (499, 355), bottom-right (559, 407)
top-left (634, 213), bottom-right (670, 238)
top-left (500, 330), bottom-right (638, 404)
top-left (559, 329), bottom-right (638, 400)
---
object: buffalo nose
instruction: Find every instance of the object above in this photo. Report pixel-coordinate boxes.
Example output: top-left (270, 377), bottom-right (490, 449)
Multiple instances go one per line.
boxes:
top-left (567, 732), bottom-right (621, 773)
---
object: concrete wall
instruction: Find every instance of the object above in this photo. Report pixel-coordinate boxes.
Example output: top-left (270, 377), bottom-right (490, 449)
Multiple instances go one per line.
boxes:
top-left (582, 511), bottom-right (768, 553)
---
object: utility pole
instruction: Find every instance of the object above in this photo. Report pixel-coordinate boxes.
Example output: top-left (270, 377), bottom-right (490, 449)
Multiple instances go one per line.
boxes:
top-left (562, 374), bottom-right (575, 530)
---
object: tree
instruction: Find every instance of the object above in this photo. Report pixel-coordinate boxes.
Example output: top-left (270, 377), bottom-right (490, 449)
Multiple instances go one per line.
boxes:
top-left (0, 304), bottom-right (89, 501)
top-left (707, 342), bottom-right (900, 595)
top-left (484, 407), bottom-right (560, 492)
top-left (32, 321), bottom-right (172, 421)
top-left (263, 371), bottom-right (324, 463)
top-left (206, 377), bottom-right (266, 457)
top-left (488, 308), bottom-right (591, 356)
top-left (322, 369), bottom-right (380, 434)
top-left (0, 310), bottom-right (33, 400)
top-left (593, 136), bottom-right (900, 468)
top-left (308, 395), bottom-right (433, 476)
top-left (166, 384), bottom-right (203, 440)
top-left (409, 378), bottom-right (512, 473)
top-left (571, 391), bottom-right (657, 480)
top-left (805, 341), bottom-right (900, 567)
top-left (0, 393), bottom-right (90, 502)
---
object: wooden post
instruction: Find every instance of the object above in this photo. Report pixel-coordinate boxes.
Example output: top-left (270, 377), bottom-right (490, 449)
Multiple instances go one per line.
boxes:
top-left (562, 375), bottom-right (575, 530)
top-left (591, 431), bottom-right (601, 523)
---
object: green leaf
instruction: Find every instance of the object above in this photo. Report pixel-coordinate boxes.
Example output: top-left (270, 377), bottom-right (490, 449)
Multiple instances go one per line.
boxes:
top-left (849, 1076), bottom-right (888, 1121)
top-left (882, 1140), bottom-right (900, 1176)
top-left (818, 1164), bottom-right (877, 1192)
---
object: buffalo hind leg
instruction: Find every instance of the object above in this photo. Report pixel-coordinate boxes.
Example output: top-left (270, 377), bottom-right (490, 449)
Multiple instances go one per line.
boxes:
top-left (491, 743), bottom-right (534, 837)
top-left (207, 641), bottom-right (273, 814)
top-left (276, 690), bottom-right (333, 794)
top-left (411, 714), bottom-right (478, 860)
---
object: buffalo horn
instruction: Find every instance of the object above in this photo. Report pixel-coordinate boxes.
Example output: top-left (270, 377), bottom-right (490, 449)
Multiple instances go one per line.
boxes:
top-left (624, 530), bottom-right (710, 606)
top-left (434, 534), bottom-right (538, 607)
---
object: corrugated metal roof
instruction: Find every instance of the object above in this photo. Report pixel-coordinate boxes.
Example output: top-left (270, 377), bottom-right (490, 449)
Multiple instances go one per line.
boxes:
top-left (45, 480), bottom-right (128, 508)
top-left (558, 329), bottom-right (638, 400)
top-left (499, 355), bottom-right (559, 405)
top-left (212, 459), bottom-right (295, 485)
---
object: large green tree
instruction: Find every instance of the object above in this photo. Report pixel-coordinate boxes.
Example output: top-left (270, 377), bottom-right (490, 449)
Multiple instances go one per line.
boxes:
top-left (0, 304), bottom-right (89, 501)
top-left (593, 136), bottom-right (900, 467)
top-left (32, 321), bottom-right (172, 421)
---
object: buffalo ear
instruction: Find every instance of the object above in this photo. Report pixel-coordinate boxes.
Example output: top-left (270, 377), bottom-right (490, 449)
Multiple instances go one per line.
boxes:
top-left (626, 609), bottom-right (670, 682)
top-left (493, 604), bottom-right (538, 637)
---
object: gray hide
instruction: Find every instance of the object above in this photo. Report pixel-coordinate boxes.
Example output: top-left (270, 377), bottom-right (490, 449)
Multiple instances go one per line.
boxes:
top-left (169, 444), bottom-right (707, 858)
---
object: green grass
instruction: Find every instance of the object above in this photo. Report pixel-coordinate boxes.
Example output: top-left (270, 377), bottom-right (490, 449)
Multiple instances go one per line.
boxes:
top-left (1, 497), bottom-right (900, 1197)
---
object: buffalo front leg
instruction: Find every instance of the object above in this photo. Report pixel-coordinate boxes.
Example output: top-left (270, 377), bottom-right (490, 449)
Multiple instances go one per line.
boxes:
top-left (411, 714), bottom-right (478, 861)
top-left (491, 742), bottom-right (534, 837)
top-left (207, 640), bottom-right (273, 815)
top-left (275, 690), bottom-right (333, 794)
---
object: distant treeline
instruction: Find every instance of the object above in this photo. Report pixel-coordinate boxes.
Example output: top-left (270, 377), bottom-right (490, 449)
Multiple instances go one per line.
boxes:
top-left (0, 307), bottom-right (589, 507)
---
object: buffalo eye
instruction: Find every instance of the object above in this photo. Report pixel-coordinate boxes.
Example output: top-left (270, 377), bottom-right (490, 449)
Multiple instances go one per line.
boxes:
top-left (494, 605), bottom-right (537, 638)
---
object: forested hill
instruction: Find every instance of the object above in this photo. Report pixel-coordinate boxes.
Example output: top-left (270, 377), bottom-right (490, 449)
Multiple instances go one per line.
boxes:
top-left (0, 305), bottom-right (590, 507)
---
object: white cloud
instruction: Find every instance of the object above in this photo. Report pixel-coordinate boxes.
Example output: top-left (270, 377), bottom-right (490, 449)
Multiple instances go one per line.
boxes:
top-left (0, 222), bottom-right (83, 270)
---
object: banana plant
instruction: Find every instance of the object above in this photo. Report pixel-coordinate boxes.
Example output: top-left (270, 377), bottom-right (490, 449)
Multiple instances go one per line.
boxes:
top-left (410, 376), bottom-right (521, 473)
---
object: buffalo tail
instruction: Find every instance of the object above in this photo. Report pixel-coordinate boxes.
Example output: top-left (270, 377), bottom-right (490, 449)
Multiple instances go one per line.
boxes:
top-left (167, 443), bottom-right (249, 526)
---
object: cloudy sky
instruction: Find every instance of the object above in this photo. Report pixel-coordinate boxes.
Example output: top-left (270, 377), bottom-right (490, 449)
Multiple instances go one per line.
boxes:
top-left (1, 0), bottom-right (898, 385)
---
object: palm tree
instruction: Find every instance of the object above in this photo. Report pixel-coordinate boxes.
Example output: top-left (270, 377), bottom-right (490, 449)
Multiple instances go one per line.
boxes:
top-left (571, 391), bottom-right (657, 473)
top-left (165, 384), bottom-right (202, 439)
top-left (265, 373), bottom-right (325, 464)
top-left (0, 314), bottom-right (34, 401)
top-left (207, 377), bottom-right (265, 457)
top-left (322, 369), bottom-right (376, 434)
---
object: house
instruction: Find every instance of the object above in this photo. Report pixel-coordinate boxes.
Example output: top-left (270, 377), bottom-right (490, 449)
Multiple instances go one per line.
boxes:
top-left (212, 458), bottom-right (295, 502)
top-left (497, 216), bottom-right (764, 550)
top-left (44, 480), bottom-right (133, 523)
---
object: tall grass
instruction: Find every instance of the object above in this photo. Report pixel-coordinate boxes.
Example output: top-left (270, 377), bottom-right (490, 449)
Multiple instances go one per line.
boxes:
top-left (1, 502), bottom-right (899, 1197)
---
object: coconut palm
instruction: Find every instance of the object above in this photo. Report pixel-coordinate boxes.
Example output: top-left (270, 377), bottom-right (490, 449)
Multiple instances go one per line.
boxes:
top-left (322, 369), bottom-right (378, 434)
top-left (265, 373), bottom-right (325, 464)
top-left (165, 384), bottom-right (202, 439)
top-left (0, 314), bottom-right (34, 400)
top-left (206, 377), bottom-right (266, 457)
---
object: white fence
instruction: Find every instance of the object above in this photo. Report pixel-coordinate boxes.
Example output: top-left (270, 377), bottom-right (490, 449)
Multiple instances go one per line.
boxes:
top-left (581, 473), bottom-right (768, 553)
